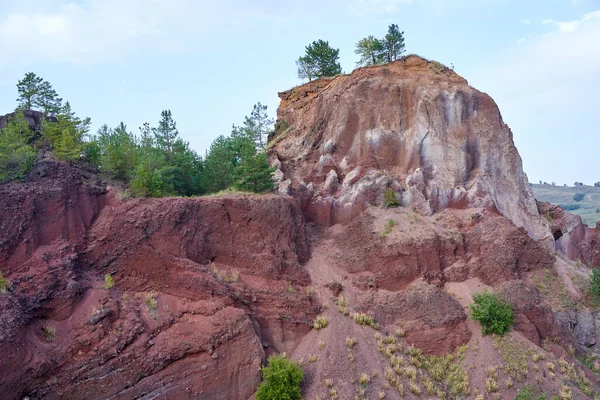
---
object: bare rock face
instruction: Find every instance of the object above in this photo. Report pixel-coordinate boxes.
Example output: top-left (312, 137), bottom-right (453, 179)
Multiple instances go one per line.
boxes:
top-left (539, 201), bottom-right (600, 267)
top-left (270, 56), bottom-right (552, 244)
top-left (0, 161), bottom-right (318, 400)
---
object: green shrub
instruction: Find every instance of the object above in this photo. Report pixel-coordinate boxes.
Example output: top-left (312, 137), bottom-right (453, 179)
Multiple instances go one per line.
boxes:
top-left (588, 269), bottom-right (600, 298)
top-left (470, 291), bottom-right (514, 335)
top-left (256, 355), bottom-right (303, 400)
top-left (0, 112), bottom-right (36, 183)
top-left (573, 193), bottom-right (585, 202)
top-left (103, 273), bottom-right (114, 289)
top-left (0, 271), bottom-right (11, 294)
top-left (383, 187), bottom-right (399, 208)
top-left (313, 315), bottom-right (328, 329)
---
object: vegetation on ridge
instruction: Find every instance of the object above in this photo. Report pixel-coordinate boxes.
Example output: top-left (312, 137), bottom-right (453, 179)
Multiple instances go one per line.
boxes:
top-left (470, 291), bottom-right (514, 336)
top-left (0, 73), bottom-right (276, 197)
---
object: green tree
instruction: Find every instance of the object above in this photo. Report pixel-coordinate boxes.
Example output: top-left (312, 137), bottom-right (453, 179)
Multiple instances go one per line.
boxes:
top-left (256, 355), bottom-right (303, 400)
top-left (153, 110), bottom-right (178, 154)
top-left (16, 72), bottom-right (62, 115)
top-left (296, 57), bottom-right (318, 82)
top-left (233, 153), bottom-right (275, 193)
top-left (0, 112), bottom-right (36, 183)
top-left (382, 24), bottom-right (405, 62)
top-left (589, 269), bottom-right (600, 299)
top-left (573, 193), bottom-right (585, 202)
top-left (43, 102), bottom-right (91, 161)
top-left (233, 102), bottom-right (274, 150)
top-left (355, 35), bottom-right (385, 67)
top-left (470, 291), bottom-right (514, 335)
top-left (96, 122), bottom-right (138, 181)
top-left (297, 40), bottom-right (342, 80)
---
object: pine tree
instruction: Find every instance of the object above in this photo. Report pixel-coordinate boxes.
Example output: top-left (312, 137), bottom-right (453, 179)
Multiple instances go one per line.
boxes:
top-left (355, 35), bottom-right (385, 67)
top-left (43, 102), bottom-right (90, 161)
top-left (153, 110), bottom-right (178, 154)
top-left (297, 40), bottom-right (342, 80)
top-left (16, 72), bottom-right (62, 115)
top-left (233, 153), bottom-right (276, 193)
top-left (233, 102), bottom-right (274, 150)
top-left (382, 24), bottom-right (406, 62)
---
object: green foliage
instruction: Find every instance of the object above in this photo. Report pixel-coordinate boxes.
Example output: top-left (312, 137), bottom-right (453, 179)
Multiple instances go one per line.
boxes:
top-left (233, 102), bottom-right (274, 150)
top-left (470, 291), bottom-right (514, 335)
top-left (256, 355), bottom-right (303, 400)
top-left (383, 187), bottom-right (399, 208)
top-left (588, 269), bottom-right (600, 299)
top-left (514, 384), bottom-right (547, 400)
top-left (153, 110), bottom-right (178, 154)
top-left (559, 203), bottom-right (581, 211)
top-left (0, 271), bottom-right (11, 294)
top-left (233, 153), bottom-right (275, 193)
top-left (382, 24), bottom-right (406, 62)
top-left (297, 39), bottom-right (342, 81)
top-left (16, 72), bottom-right (62, 115)
top-left (573, 193), bottom-right (585, 202)
top-left (96, 123), bottom-right (139, 181)
top-left (104, 273), bottom-right (114, 289)
top-left (355, 35), bottom-right (385, 67)
top-left (43, 102), bottom-right (91, 161)
top-left (0, 112), bottom-right (36, 183)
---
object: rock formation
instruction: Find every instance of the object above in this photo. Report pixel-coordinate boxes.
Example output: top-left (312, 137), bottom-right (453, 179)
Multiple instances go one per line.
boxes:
top-left (270, 56), bottom-right (552, 244)
top-left (1, 56), bottom-right (599, 399)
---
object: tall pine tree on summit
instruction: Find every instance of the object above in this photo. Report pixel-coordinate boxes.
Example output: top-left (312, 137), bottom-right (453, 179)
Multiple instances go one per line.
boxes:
top-left (297, 40), bottom-right (342, 80)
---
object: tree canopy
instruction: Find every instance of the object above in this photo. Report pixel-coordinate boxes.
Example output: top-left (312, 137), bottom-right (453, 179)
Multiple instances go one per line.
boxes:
top-left (354, 24), bottom-right (406, 67)
top-left (16, 72), bottom-right (62, 116)
top-left (297, 40), bottom-right (342, 81)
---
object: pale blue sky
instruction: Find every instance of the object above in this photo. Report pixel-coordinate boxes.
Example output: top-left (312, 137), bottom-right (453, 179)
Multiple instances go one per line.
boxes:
top-left (1, 0), bottom-right (598, 185)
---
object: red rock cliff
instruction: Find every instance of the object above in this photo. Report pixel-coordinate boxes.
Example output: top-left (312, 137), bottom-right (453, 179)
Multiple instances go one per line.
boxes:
top-left (271, 56), bottom-right (552, 244)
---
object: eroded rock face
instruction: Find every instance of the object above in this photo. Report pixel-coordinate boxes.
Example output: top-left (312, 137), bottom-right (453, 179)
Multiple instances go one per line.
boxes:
top-left (271, 56), bottom-right (552, 244)
top-left (539, 201), bottom-right (600, 267)
top-left (0, 161), bottom-right (318, 400)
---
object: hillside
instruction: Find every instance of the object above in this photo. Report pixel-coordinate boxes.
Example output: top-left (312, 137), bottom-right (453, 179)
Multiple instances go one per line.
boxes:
top-left (532, 183), bottom-right (600, 227)
top-left (2, 56), bottom-right (600, 399)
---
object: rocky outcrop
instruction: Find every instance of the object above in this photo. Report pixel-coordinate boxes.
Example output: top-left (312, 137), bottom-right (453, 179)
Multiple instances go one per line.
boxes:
top-left (270, 56), bottom-right (552, 244)
top-left (0, 161), bottom-right (318, 399)
top-left (0, 110), bottom-right (56, 137)
top-left (539, 201), bottom-right (600, 267)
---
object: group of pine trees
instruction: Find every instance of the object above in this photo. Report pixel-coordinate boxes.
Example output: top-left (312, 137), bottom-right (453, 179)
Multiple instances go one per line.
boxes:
top-left (296, 24), bottom-right (406, 81)
top-left (0, 73), bottom-right (276, 196)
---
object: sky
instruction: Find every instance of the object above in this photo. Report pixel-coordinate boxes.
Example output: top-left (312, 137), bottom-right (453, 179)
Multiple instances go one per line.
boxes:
top-left (0, 0), bottom-right (598, 185)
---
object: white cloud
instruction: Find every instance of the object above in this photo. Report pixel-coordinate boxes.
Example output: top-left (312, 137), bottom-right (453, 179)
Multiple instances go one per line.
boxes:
top-left (0, 0), bottom-right (284, 66)
top-left (351, 0), bottom-right (413, 16)
top-left (520, 19), bottom-right (531, 24)
top-left (517, 37), bottom-right (526, 43)
top-left (541, 10), bottom-right (600, 33)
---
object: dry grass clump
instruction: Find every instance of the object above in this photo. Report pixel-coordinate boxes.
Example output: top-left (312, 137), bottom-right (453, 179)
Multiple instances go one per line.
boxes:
top-left (210, 265), bottom-right (239, 283)
top-left (380, 218), bottom-right (396, 238)
top-left (103, 273), bottom-right (114, 289)
top-left (43, 324), bottom-right (56, 341)
top-left (351, 312), bottom-right (379, 329)
top-left (493, 335), bottom-right (529, 380)
top-left (313, 315), bottom-right (328, 330)
top-left (146, 291), bottom-right (158, 310)
top-left (337, 294), bottom-right (349, 315)
top-left (346, 337), bottom-right (357, 349)
top-left (358, 372), bottom-right (370, 387)
top-left (0, 271), bottom-right (11, 294)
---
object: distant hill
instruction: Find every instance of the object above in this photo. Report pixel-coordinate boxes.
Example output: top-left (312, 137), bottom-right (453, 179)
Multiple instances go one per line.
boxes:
top-left (532, 183), bottom-right (600, 226)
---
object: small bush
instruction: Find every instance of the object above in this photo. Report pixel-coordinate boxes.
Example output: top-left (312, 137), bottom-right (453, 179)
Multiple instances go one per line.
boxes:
top-left (351, 312), bottom-right (380, 329)
top-left (313, 315), bottom-right (328, 329)
top-left (470, 291), bottom-right (514, 335)
top-left (573, 193), bottom-right (585, 202)
top-left (103, 273), bottom-right (114, 289)
top-left (256, 354), bottom-right (303, 400)
top-left (380, 218), bottom-right (396, 239)
top-left (43, 324), bottom-right (56, 341)
top-left (588, 269), bottom-right (600, 298)
top-left (0, 271), bottom-right (11, 294)
top-left (383, 187), bottom-right (399, 208)
top-left (146, 291), bottom-right (158, 310)
top-left (346, 337), bottom-right (357, 348)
